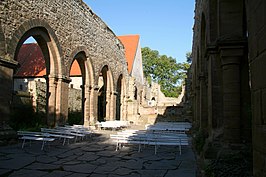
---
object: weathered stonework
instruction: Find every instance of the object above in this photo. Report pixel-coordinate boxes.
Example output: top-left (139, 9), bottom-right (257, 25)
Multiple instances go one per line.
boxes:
top-left (192, 0), bottom-right (266, 176)
top-left (0, 0), bottom-right (128, 126)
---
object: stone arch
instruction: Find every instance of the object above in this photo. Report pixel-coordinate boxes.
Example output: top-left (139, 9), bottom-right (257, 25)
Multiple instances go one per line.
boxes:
top-left (11, 19), bottom-right (64, 126)
top-left (97, 65), bottom-right (114, 122)
top-left (68, 48), bottom-right (95, 126)
top-left (10, 19), bottom-right (63, 76)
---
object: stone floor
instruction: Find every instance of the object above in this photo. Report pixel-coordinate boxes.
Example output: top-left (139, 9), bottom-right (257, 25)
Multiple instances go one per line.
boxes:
top-left (0, 130), bottom-right (196, 177)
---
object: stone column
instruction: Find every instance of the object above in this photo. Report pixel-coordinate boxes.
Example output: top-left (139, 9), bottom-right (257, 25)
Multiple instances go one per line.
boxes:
top-left (220, 47), bottom-right (243, 143)
top-left (90, 86), bottom-right (98, 123)
top-left (194, 85), bottom-right (200, 124)
top-left (121, 94), bottom-right (127, 121)
top-left (199, 72), bottom-right (208, 130)
top-left (55, 76), bottom-right (71, 126)
top-left (47, 75), bottom-right (57, 127)
top-left (83, 85), bottom-right (91, 127)
top-left (207, 54), bottom-right (214, 134)
top-left (105, 89), bottom-right (111, 120)
top-left (112, 91), bottom-right (117, 120)
top-left (206, 48), bottom-right (222, 134)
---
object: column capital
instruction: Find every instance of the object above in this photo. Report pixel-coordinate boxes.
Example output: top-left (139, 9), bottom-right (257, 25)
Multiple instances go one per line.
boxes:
top-left (219, 46), bottom-right (245, 66)
top-left (112, 91), bottom-right (118, 95)
top-left (206, 44), bottom-right (218, 55)
top-left (219, 47), bottom-right (244, 58)
top-left (57, 75), bottom-right (71, 83)
top-left (93, 85), bottom-right (100, 90)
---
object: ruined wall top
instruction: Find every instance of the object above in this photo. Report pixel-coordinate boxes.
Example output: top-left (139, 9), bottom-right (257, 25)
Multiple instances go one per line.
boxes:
top-left (0, 0), bottom-right (128, 85)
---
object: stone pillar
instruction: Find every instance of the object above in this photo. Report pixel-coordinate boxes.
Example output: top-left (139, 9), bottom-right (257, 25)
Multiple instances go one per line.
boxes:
top-left (199, 72), bottom-right (208, 130)
top-left (83, 85), bottom-right (91, 127)
top-left (121, 94), bottom-right (127, 121)
top-left (47, 75), bottom-right (57, 127)
top-left (112, 91), bottom-right (117, 120)
top-left (105, 89), bottom-right (111, 120)
top-left (90, 86), bottom-right (98, 123)
top-left (194, 86), bottom-right (200, 124)
top-left (207, 54), bottom-right (214, 134)
top-left (55, 77), bottom-right (70, 126)
top-left (220, 47), bottom-right (243, 143)
top-left (206, 49), bottom-right (223, 134)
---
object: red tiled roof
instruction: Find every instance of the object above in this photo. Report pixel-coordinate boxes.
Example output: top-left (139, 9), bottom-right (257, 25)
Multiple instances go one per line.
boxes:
top-left (15, 43), bottom-right (81, 77)
top-left (70, 60), bottom-right (81, 76)
top-left (117, 35), bottom-right (140, 74)
top-left (16, 35), bottom-right (140, 77)
top-left (15, 43), bottom-right (46, 77)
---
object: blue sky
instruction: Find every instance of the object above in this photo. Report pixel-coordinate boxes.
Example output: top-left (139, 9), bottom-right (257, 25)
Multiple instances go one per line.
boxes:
top-left (85, 0), bottom-right (195, 63)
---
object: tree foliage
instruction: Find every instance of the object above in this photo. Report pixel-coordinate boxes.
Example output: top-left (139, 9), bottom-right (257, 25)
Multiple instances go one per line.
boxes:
top-left (186, 51), bottom-right (192, 63)
top-left (142, 47), bottom-right (191, 97)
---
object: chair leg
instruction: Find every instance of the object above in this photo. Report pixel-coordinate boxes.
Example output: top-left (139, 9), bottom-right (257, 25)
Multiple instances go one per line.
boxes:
top-left (63, 138), bottom-right (66, 146)
top-left (115, 141), bottom-right (119, 151)
top-left (41, 140), bottom-right (45, 150)
top-left (22, 139), bottom-right (26, 149)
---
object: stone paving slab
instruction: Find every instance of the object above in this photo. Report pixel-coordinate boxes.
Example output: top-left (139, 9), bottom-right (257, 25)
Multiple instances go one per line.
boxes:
top-left (42, 170), bottom-right (72, 177)
top-left (8, 169), bottom-right (49, 177)
top-left (0, 132), bottom-right (196, 177)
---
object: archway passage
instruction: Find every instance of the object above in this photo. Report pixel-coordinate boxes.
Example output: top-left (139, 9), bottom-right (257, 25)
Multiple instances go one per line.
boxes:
top-left (12, 35), bottom-right (49, 129)
top-left (116, 75), bottom-right (123, 120)
top-left (97, 66), bottom-right (108, 122)
top-left (68, 59), bottom-right (83, 125)
top-left (11, 26), bottom-right (62, 127)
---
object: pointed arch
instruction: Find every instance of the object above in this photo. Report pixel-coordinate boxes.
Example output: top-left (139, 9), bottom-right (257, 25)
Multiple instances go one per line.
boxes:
top-left (10, 19), bottom-right (63, 76)
top-left (11, 20), bottom-right (63, 126)
top-left (97, 65), bottom-right (114, 121)
top-left (68, 49), bottom-right (95, 126)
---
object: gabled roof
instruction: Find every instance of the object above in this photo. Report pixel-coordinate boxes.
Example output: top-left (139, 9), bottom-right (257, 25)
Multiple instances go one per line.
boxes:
top-left (15, 43), bottom-right (81, 77)
top-left (117, 35), bottom-right (140, 74)
top-left (15, 43), bottom-right (46, 77)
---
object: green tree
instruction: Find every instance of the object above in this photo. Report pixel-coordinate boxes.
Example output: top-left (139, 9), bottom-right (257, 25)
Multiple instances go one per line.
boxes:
top-left (142, 47), bottom-right (190, 97)
top-left (186, 51), bottom-right (192, 63)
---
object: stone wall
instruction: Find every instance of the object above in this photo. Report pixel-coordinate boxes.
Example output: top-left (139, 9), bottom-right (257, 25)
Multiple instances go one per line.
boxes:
top-left (131, 40), bottom-right (144, 84)
top-left (0, 0), bottom-right (128, 80)
top-left (246, 0), bottom-right (266, 176)
top-left (35, 81), bottom-right (46, 113)
top-left (0, 0), bottom-right (129, 125)
top-left (68, 88), bottom-right (82, 112)
top-left (192, 0), bottom-right (265, 176)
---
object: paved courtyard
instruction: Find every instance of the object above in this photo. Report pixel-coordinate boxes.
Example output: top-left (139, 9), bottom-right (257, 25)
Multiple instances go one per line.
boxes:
top-left (0, 131), bottom-right (196, 177)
